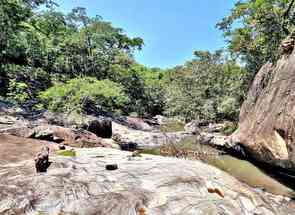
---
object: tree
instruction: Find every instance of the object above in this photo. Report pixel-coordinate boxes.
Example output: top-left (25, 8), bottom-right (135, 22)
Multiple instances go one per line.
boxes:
top-left (39, 77), bottom-right (129, 114)
top-left (164, 50), bottom-right (247, 122)
top-left (217, 0), bottom-right (295, 74)
top-left (0, 4), bottom-right (145, 108)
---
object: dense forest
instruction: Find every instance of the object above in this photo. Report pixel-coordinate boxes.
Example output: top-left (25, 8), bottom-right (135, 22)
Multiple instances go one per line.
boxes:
top-left (1, 0), bottom-right (295, 123)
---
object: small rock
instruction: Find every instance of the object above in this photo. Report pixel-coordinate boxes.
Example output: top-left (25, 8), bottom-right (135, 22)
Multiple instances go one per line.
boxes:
top-left (58, 144), bottom-right (66, 150)
top-left (120, 142), bottom-right (137, 151)
top-left (106, 164), bottom-right (118, 171)
top-left (132, 150), bottom-right (142, 157)
top-left (184, 121), bottom-right (201, 135)
top-left (34, 146), bottom-right (50, 173)
top-left (207, 187), bottom-right (224, 198)
top-left (138, 207), bottom-right (147, 215)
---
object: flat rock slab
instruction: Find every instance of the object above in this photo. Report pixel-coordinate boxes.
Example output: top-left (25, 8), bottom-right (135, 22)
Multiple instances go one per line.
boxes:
top-left (0, 134), bottom-right (58, 164)
top-left (0, 145), bottom-right (295, 215)
top-left (113, 122), bottom-right (192, 148)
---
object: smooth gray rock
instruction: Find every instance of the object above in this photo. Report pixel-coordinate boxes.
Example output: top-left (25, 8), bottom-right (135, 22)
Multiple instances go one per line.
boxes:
top-left (0, 147), bottom-right (294, 215)
top-left (112, 122), bottom-right (192, 149)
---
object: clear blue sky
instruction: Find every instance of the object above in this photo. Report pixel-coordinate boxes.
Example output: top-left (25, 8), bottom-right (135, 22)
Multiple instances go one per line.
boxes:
top-left (55, 0), bottom-right (235, 69)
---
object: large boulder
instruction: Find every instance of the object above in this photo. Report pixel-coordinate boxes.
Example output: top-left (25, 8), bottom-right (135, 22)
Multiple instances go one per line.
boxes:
top-left (115, 116), bottom-right (154, 131)
top-left (229, 43), bottom-right (295, 170)
top-left (112, 122), bottom-right (192, 149)
top-left (30, 125), bottom-right (114, 148)
top-left (82, 117), bottom-right (112, 138)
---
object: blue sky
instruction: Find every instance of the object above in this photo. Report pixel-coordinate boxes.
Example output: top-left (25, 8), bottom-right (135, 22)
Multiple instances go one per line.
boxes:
top-left (55, 0), bottom-right (235, 68)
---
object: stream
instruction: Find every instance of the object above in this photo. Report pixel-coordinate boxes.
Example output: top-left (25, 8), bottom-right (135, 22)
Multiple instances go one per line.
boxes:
top-left (143, 135), bottom-right (295, 198)
top-left (207, 155), bottom-right (295, 197)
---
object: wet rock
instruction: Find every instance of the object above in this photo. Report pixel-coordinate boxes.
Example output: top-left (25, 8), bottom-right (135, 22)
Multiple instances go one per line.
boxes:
top-left (119, 142), bottom-right (138, 151)
top-left (116, 116), bottom-right (153, 131)
top-left (126, 117), bottom-right (153, 131)
top-left (40, 111), bottom-right (71, 126)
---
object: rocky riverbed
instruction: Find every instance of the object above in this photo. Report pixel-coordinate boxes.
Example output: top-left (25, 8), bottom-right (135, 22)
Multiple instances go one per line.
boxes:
top-left (1, 103), bottom-right (295, 214)
top-left (1, 137), bottom-right (295, 215)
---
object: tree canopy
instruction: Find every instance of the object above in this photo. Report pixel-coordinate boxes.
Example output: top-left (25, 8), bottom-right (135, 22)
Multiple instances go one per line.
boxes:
top-left (2, 0), bottom-right (290, 123)
top-left (217, 0), bottom-right (295, 74)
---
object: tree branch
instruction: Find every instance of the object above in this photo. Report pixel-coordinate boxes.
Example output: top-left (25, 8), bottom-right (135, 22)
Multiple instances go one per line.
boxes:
top-left (284, 0), bottom-right (295, 19)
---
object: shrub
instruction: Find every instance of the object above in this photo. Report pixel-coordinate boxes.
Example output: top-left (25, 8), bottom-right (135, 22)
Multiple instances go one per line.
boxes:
top-left (7, 80), bottom-right (30, 104)
top-left (39, 77), bottom-right (129, 114)
top-left (5, 65), bottom-right (51, 105)
top-left (217, 97), bottom-right (240, 121)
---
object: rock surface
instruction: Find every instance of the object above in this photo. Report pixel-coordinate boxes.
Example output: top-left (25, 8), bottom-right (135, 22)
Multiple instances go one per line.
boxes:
top-left (112, 121), bottom-right (192, 149)
top-left (230, 46), bottom-right (295, 170)
top-left (117, 116), bottom-right (154, 131)
top-left (0, 138), bottom-right (295, 215)
top-left (0, 134), bottom-right (58, 164)
top-left (0, 108), bottom-right (117, 149)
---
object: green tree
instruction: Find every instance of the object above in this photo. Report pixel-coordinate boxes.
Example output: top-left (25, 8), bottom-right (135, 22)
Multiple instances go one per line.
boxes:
top-left (40, 77), bottom-right (129, 114)
top-left (165, 50), bottom-right (247, 122)
top-left (217, 0), bottom-right (295, 74)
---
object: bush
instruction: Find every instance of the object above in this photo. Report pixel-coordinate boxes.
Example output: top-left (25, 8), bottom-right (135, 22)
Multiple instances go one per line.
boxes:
top-left (7, 80), bottom-right (30, 104)
top-left (39, 77), bottom-right (129, 114)
top-left (217, 97), bottom-right (240, 121)
top-left (4, 65), bottom-right (51, 105)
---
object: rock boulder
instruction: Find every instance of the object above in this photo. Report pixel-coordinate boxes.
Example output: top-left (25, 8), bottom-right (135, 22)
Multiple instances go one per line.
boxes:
top-left (230, 43), bottom-right (295, 170)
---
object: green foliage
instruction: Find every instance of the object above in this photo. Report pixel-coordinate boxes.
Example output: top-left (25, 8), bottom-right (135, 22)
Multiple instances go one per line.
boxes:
top-left (1, 0), bottom-right (258, 123)
top-left (4, 64), bottom-right (50, 104)
top-left (221, 122), bottom-right (238, 136)
top-left (164, 50), bottom-right (247, 122)
top-left (7, 80), bottom-right (30, 103)
top-left (108, 62), bottom-right (166, 116)
top-left (0, 3), bottom-right (144, 110)
top-left (40, 77), bottom-right (129, 114)
top-left (56, 150), bottom-right (76, 157)
top-left (217, 0), bottom-right (295, 74)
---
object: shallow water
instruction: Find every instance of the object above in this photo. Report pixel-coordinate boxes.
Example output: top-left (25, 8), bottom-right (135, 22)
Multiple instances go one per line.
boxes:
top-left (143, 136), bottom-right (295, 197)
top-left (207, 155), bottom-right (295, 197)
